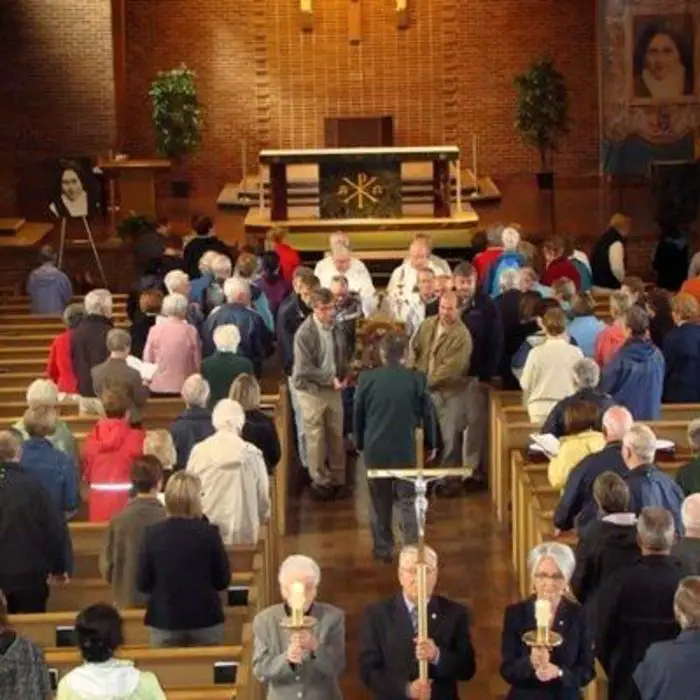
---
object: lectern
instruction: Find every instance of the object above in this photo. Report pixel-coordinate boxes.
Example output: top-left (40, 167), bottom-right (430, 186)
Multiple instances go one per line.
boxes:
top-left (98, 158), bottom-right (170, 218)
top-left (259, 146), bottom-right (459, 221)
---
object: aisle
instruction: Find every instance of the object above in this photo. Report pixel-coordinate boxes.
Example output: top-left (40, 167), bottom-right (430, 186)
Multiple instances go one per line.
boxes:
top-left (282, 463), bottom-right (518, 698)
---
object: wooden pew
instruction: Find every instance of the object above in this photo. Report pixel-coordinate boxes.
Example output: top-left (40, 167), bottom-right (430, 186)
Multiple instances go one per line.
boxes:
top-left (0, 397), bottom-right (185, 419)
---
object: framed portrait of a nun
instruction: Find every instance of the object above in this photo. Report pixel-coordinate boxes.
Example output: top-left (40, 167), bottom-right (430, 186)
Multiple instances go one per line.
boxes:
top-left (49, 158), bottom-right (99, 219)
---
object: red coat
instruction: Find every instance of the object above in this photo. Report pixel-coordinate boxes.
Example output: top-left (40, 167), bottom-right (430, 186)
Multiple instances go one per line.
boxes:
top-left (275, 242), bottom-right (301, 282)
top-left (46, 329), bottom-right (79, 394)
top-left (473, 247), bottom-right (503, 283)
top-left (81, 418), bottom-right (145, 522)
top-left (541, 257), bottom-right (581, 290)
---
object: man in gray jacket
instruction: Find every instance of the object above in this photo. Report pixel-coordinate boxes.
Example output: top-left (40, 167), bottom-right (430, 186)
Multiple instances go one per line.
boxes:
top-left (252, 554), bottom-right (345, 700)
top-left (292, 287), bottom-right (350, 500)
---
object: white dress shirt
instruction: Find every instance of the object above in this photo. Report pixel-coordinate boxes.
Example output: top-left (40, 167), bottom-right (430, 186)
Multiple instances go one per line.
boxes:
top-left (314, 256), bottom-right (376, 316)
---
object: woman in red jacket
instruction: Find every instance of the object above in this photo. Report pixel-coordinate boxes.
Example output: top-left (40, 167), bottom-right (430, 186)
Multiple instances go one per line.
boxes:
top-left (265, 227), bottom-right (300, 282)
top-left (81, 388), bottom-right (145, 522)
top-left (541, 237), bottom-right (581, 290)
top-left (46, 303), bottom-right (85, 395)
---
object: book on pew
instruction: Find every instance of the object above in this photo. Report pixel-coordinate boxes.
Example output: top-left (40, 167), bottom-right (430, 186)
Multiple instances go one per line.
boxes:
top-left (529, 433), bottom-right (560, 458)
top-left (126, 355), bottom-right (158, 381)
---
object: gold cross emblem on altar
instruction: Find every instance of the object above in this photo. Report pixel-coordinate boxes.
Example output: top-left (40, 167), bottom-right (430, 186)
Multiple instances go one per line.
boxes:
top-left (336, 172), bottom-right (384, 210)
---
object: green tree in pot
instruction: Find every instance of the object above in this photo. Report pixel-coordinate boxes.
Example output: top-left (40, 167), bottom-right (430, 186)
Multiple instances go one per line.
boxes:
top-left (514, 56), bottom-right (569, 190)
top-left (149, 64), bottom-right (204, 198)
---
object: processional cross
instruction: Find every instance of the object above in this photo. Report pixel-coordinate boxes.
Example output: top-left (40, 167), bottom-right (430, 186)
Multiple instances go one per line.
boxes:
top-left (366, 428), bottom-right (470, 681)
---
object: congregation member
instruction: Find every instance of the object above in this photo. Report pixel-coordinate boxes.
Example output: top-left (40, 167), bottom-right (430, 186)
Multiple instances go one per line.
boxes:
top-left (520, 307), bottom-right (583, 425)
top-left (354, 333), bottom-right (437, 562)
top-left (594, 290), bottom-right (632, 366)
top-left (386, 234), bottom-right (450, 321)
top-left (126, 260), bottom-right (163, 323)
top-left (143, 292), bottom-right (201, 396)
top-left (672, 495), bottom-right (700, 575)
top-left (46, 302), bottom-right (84, 395)
top-left (633, 576), bottom-right (700, 700)
top-left (265, 226), bottom-right (300, 282)
top-left (170, 374), bottom-right (215, 470)
top-left (554, 406), bottom-right (633, 532)
top-left (621, 276), bottom-right (647, 309)
top-left (163, 268), bottom-right (203, 330)
top-left (595, 507), bottom-right (685, 700)
top-left (551, 277), bottom-right (576, 316)
top-left (409, 291), bottom-right (472, 467)
top-left (0, 590), bottom-right (51, 698)
top-left (496, 268), bottom-right (524, 389)
top-left (472, 224), bottom-right (504, 283)
top-left (403, 267), bottom-right (439, 337)
top-left (203, 277), bottom-right (273, 374)
top-left (257, 250), bottom-right (292, 319)
top-left (19, 406), bottom-right (79, 518)
top-left (646, 288), bottom-right (675, 350)
top-left (662, 293), bottom-right (700, 403)
top-left (137, 472), bottom-right (231, 647)
top-left (252, 555), bottom-right (346, 700)
top-left (590, 213), bottom-right (631, 291)
top-left (235, 251), bottom-right (275, 330)
top-left (188, 250), bottom-right (219, 308)
top-left (600, 306), bottom-right (664, 420)
top-left (622, 424), bottom-right (685, 533)
top-left (71, 288), bottom-right (114, 400)
top-left (100, 456), bottom-right (166, 609)
top-left (570, 472), bottom-right (639, 610)
top-left (199, 253), bottom-right (232, 316)
top-left (0, 430), bottom-right (68, 613)
top-left (676, 419), bottom-right (700, 495)
top-left (314, 234), bottom-right (376, 316)
top-left (183, 215), bottom-right (232, 280)
top-left (542, 359), bottom-right (614, 438)
top-left (143, 429), bottom-right (177, 474)
top-left (680, 266), bottom-right (700, 305)
top-left (547, 401), bottom-right (606, 491)
top-left (540, 237), bottom-right (581, 290)
top-left (482, 226), bottom-right (524, 297)
top-left (129, 288), bottom-right (163, 359)
top-left (454, 261), bottom-right (503, 481)
top-left (329, 274), bottom-right (363, 351)
top-left (26, 244), bottom-right (73, 315)
top-left (500, 542), bottom-right (594, 699)
top-left (292, 287), bottom-right (350, 500)
top-left (229, 373), bottom-right (281, 474)
top-left (510, 297), bottom-right (561, 381)
top-left (359, 545), bottom-right (476, 700)
top-left (81, 388), bottom-right (146, 522)
top-left (202, 324), bottom-right (255, 406)
top-left (92, 328), bottom-right (149, 424)
top-left (186, 398), bottom-right (270, 545)
top-left (128, 218), bottom-right (166, 277)
top-left (567, 293), bottom-right (606, 357)
top-left (13, 378), bottom-right (77, 458)
top-left (56, 603), bottom-right (166, 699)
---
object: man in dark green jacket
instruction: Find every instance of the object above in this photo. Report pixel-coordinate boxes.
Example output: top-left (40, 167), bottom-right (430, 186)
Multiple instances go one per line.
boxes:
top-left (201, 324), bottom-right (255, 406)
top-left (354, 332), bottom-right (437, 562)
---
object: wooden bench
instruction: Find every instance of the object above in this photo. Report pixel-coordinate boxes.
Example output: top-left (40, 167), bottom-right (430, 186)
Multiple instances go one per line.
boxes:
top-left (0, 397), bottom-right (186, 419)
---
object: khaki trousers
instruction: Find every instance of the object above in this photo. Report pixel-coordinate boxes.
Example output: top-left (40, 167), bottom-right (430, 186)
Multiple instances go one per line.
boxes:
top-left (296, 387), bottom-right (346, 488)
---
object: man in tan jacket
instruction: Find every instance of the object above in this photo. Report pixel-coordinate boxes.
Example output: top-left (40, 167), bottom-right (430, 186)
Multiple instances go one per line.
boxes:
top-left (409, 291), bottom-right (472, 466)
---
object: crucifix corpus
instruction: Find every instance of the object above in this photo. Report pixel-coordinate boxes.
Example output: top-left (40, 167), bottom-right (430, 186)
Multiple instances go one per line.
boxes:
top-left (366, 428), bottom-right (470, 681)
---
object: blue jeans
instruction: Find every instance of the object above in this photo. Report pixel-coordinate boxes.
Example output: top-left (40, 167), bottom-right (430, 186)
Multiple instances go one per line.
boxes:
top-left (288, 378), bottom-right (308, 469)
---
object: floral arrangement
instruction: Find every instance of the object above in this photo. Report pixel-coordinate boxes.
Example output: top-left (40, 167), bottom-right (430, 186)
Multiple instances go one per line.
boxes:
top-left (350, 315), bottom-right (405, 375)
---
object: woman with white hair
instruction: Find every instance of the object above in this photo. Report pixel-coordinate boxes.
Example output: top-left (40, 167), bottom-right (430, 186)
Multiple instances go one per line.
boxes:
top-left (170, 374), bottom-right (215, 469)
top-left (500, 542), bottom-right (594, 698)
top-left (483, 227), bottom-right (526, 298)
top-left (186, 398), bottom-right (270, 545)
top-left (201, 324), bottom-right (255, 406)
top-left (13, 378), bottom-right (77, 459)
top-left (143, 293), bottom-right (201, 396)
top-left (252, 554), bottom-right (346, 699)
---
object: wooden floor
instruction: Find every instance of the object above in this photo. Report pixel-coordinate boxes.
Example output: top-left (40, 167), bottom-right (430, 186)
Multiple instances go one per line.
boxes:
top-left (281, 458), bottom-right (517, 698)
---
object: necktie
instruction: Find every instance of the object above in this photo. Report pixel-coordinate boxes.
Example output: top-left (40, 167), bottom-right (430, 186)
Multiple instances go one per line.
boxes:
top-left (410, 605), bottom-right (419, 634)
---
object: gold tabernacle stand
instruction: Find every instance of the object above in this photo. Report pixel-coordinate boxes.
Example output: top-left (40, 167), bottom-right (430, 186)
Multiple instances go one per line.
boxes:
top-left (522, 629), bottom-right (563, 649)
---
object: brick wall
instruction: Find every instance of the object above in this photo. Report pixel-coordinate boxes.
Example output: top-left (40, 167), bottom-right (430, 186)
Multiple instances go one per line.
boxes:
top-left (124, 0), bottom-right (600, 190)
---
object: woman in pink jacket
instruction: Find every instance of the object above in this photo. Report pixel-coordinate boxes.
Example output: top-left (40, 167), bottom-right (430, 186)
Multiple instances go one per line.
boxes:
top-left (144, 293), bottom-right (201, 396)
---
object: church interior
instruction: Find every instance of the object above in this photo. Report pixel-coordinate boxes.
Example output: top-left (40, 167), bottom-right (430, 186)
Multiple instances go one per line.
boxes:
top-left (1, 0), bottom-right (700, 699)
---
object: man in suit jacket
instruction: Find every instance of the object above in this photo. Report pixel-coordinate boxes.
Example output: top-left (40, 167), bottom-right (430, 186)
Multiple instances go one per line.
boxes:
top-left (355, 332), bottom-right (437, 562)
top-left (292, 287), bottom-right (350, 500)
top-left (253, 554), bottom-right (345, 700)
top-left (91, 328), bottom-right (149, 424)
top-left (359, 545), bottom-right (476, 699)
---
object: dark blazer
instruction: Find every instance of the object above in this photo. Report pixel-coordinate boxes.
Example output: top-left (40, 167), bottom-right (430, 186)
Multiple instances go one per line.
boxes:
top-left (170, 406), bottom-right (215, 470)
top-left (91, 357), bottom-right (149, 424)
top-left (500, 597), bottom-right (594, 699)
top-left (276, 293), bottom-right (312, 376)
top-left (496, 289), bottom-right (524, 389)
top-left (242, 408), bottom-right (280, 474)
top-left (662, 322), bottom-right (700, 403)
top-left (354, 363), bottom-right (437, 468)
top-left (129, 312), bottom-right (159, 360)
top-left (201, 351), bottom-right (255, 406)
top-left (633, 628), bottom-right (700, 700)
top-left (137, 516), bottom-right (231, 630)
top-left (461, 292), bottom-right (504, 381)
top-left (71, 314), bottom-right (113, 396)
top-left (359, 594), bottom-right (476, 700)
top-left (595, 555), bottom-right (686, 700)
top-left (541, 388), bottom-right (615, 439)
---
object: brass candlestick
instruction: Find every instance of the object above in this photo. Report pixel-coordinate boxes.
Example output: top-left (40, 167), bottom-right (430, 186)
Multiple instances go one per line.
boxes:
top-left (522, 625), bottom-right (563, 649)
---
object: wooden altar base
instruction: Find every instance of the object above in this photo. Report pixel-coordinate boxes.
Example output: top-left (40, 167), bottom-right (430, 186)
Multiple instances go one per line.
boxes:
top-left (244, 203), bottom-right (479, 252)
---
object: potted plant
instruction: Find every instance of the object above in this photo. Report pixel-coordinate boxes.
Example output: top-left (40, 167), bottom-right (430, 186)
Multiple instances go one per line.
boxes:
top-left (514, 56), bottom-right (569, 190)
top-left (116, 214), bottom-right (153, 240)
top-left (149, 64), bottom-right (204, 198)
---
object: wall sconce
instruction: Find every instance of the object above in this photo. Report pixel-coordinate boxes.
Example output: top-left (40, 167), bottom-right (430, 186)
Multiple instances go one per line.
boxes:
top-left (300, 0), bottom-right (313, 31)
top-left (397, 0), bottom-right (408, 29)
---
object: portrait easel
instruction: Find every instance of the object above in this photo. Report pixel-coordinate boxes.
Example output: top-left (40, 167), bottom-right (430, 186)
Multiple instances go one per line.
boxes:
top-left (57, 216), bottom-right (108, 287)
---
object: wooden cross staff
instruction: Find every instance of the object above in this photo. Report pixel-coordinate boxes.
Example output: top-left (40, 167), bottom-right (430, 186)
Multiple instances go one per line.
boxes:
top-left (366, 428), bottom-right (470, 681)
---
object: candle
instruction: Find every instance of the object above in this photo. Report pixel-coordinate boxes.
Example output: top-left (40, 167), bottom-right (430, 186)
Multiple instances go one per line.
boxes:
top-left (535, 598), bottom-right (551, 630)
top-left (472, 134), bottom-right (478, 192)
top-left (290, 581), bottom-right (306, 626)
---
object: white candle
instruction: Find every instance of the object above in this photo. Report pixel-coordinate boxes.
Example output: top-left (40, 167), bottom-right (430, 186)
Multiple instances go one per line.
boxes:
top-left (535, 598), bottom-right (551, 629)
top-left (472, 134), bottom-right (478, 191)
top-left (290, 581), bottom-right (306, 625)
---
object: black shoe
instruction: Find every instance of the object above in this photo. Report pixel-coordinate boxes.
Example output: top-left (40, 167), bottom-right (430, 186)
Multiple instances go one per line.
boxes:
top-left (309, 485), bottom-right (335, 501)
